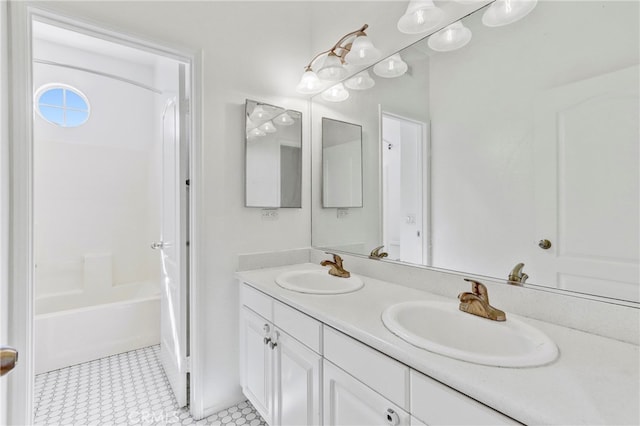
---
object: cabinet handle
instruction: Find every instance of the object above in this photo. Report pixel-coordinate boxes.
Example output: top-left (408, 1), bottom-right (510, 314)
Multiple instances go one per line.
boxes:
top-left (385, 408), bottom-right (399, 426)
top-left (269, 331), bottom-right (279, 349)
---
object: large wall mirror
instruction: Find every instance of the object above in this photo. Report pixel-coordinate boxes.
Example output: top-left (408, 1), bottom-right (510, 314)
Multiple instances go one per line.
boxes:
top-left (246, 99), bottom-right (302, 208)
top-left (311, 1), bottom-right (639, 304)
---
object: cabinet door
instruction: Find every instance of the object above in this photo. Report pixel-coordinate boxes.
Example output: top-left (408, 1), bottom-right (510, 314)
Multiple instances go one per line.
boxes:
top-left (241, 307), bottom-right (274, 424)
top-left (273, 329), bottom-right (322, 426)
top-left (324, 360), bottom-right (410, 426)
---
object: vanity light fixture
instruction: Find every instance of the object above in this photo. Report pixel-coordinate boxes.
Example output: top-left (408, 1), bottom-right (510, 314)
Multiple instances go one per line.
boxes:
top-left (345, 70), bottom-right (376, 90)
top-left (321, 83), bottom-right (350, 102)
top-left (397, 0), bottom-right (445, 34)
top-left (427, 21), bottom-right (472, 52)
top-left (373, 54), bottom-right (408, 78)
top-left (249, 105), bottom-right (269, 122)
top-left (482, 0), bottom-right (538, 27)
top-left (296, 24), bottom-right (380, 94)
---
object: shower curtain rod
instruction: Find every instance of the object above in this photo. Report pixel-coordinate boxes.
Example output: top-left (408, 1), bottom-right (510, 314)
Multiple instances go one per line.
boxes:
top-left (33, 58), bottom-right (163, 95)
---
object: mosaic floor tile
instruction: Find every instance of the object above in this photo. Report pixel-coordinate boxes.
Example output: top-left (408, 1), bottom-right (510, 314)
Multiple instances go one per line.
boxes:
top-left (34, 346), bottom-right (266, 426)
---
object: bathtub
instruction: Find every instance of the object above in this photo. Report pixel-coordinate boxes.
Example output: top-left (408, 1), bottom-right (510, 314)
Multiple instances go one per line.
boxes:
top-left (34, 282), bottom-right (160, 374)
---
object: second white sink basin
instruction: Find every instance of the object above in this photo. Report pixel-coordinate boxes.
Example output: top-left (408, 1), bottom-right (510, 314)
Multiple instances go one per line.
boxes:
top-left (276, 270), bottom-right (364, 294)
top-left (382, 300), bottom-right (558, 367)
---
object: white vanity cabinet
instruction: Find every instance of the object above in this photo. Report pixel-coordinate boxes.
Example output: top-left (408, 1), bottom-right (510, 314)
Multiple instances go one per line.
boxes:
top-left (240, 285), bottom-right (322, 426)
top-left (239, 282), bottom-right (518, 426)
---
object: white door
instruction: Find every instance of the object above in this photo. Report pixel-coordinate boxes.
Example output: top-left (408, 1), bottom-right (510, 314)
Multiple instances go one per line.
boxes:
top-left (274, 329), bottom-right (322, 426)
top-left (158, 63), bottom-right (189, 407)
top-left (323, 360), bottom-right (409, 426)
top-left (382, 113), bottom-right (427, 265)
top-left (533, 65), bottom-right (639, 302)
top-left (240, 307), bottom-right (274, 425)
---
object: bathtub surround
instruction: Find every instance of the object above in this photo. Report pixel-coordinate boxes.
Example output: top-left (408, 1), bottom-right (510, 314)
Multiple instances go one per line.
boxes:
top-left (34, 346), bottom-right (266, 426)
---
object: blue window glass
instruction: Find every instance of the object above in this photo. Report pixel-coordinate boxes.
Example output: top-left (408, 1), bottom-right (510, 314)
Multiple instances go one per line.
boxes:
top-left (36, 85), bottom-right (90, 127)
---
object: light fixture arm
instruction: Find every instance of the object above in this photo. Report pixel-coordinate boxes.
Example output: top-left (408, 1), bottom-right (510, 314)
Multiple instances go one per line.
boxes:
top-left (303, 24), bottom-right (369, 70)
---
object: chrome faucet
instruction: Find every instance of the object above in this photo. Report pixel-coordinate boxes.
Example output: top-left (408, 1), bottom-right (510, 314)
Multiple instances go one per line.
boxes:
top-left (369, 245), bottom-right (388, 260)
top-left (458, 278), bottom-right (506, 321)
top-left (320, 253), bottom-right (351, 278)
top-left (508, 262), bottom-right (529, 285)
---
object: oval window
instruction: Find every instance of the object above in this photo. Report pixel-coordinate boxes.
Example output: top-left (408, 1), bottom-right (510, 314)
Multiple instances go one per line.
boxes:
top-left (35, 84), bottom-right (90, 127)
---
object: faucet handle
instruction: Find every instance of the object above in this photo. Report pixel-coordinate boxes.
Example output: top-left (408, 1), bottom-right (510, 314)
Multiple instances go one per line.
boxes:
top-left (463, 278), bottom-right (489, 302)
top-left (324, 252), bottom-right (343, 265)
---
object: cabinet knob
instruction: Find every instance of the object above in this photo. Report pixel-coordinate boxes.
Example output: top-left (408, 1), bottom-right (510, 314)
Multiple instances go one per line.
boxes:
top-left (385, 408), bottom-right (399, 426)
top-left (263, 337), bottom-right (271, 345)
top-left (270, 331), bottom-right (280, 349)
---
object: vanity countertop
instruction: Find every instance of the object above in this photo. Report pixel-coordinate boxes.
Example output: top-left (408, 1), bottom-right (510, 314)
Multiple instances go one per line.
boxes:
top-left (236, 263), bottom-right (640, 425)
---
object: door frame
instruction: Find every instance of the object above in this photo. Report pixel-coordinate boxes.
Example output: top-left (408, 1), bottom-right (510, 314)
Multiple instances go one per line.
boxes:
top-left (4, 3), bottom-right (205, 423)
top-left (379, 110), bottom-right (431, 266)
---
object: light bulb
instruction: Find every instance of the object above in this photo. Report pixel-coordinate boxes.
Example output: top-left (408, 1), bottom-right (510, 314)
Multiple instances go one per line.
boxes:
top-left (274, 111), bottom-right (295, 126)
top-left (317, 53), bottom-right (348, 82)
top-left (344, 34), bottom-right (381, 66)
top-left (296, 69), bottom-right (322, 94)
top-left (482, 0), bottom-right (538, 27)
top-left (427, 21), bottom-right (472, 52)
top-left (248, 128), bottom-right (266, 138)
top-left (397, 0), bottom-right (444, 34)
top-left (345, 70), bottom-right (376, 90)
top-left (259, 121), bottom-right (277, 133)
top-left (373, 54), bottom-right (408, 78)
top-left (321, 83), bottom-right (350, 102)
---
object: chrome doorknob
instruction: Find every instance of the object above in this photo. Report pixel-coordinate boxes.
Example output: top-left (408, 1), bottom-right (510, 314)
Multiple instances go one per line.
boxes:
top-left (150, 242), bottom-right (164, 250)
top-left (1, 347), bottom-right (19, 377)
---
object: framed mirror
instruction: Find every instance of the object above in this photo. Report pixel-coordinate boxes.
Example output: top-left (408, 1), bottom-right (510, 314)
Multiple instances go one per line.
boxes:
top-left (322, 118), bottom-right (363, 208)
top-left (245, 99), bottom-right (302, 208)
top-left (311, 0), bottom-right (639, 304)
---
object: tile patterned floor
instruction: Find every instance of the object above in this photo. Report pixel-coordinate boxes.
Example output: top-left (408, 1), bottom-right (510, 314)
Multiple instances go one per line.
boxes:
top-left (34, 345), bottom-right (266, 426)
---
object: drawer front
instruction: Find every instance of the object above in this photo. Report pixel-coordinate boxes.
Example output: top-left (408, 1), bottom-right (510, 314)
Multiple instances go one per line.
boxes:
top-left (324, 327), bottom-right (409, 410)
top-left (241, 283), bottom-right (273, 320)
top-left (273, 300), bottom-right (323, 354)
top-left (410, 370), bottom-right (519, 425)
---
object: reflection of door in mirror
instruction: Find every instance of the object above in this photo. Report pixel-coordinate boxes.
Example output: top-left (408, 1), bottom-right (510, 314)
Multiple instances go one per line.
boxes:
top-left (322, 118), bottom-right (363, 208)
top-left (381, 112), bottom-right (429, 265)
top-left (533, 65), bottom-right (639, 302)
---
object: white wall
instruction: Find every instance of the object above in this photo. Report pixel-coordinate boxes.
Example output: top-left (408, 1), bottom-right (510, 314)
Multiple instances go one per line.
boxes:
top-left (32, 39), bottom-right (161, 312)
top-left (39, 0), bottom-right (312, 415)
top-left (428, 1), bottom-right (640, 279)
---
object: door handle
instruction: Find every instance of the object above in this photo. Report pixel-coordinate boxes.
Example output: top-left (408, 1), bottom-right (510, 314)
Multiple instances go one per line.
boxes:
top-left (150, 241), bottom-right (164, 250)
top-left (1, 347), bottom-right (18, 377)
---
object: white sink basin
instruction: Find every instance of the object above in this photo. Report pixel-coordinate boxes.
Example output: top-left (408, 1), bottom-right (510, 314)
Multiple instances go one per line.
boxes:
top-left (275, 270), bottom-right (364, 294)
top-left (382, 300), bottom-right (558, 367)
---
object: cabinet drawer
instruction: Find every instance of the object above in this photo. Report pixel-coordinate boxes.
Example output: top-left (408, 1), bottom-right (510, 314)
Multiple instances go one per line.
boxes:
top-left (242, 283), bottom-right (273, 320)
top-left (324, 327), bottom-right (409, 410)
top-left (410, 370), bottom-right (518, 425)
top-left (274, 300), bottom-right (322, 354)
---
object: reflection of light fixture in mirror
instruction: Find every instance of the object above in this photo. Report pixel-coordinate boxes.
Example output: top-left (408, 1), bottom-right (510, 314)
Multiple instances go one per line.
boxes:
top-left (249, 105), bottom-right (269, 122)
top-left (373, 54), bottom-right (408, 78)
top-left (344, 33), bottom-right (381, 66)
top-left (482, 0), bottom-right (538, 27)
top-left (248, 127), bottom-right (266, 139)
top-left (321, 83), bottom-right (350, 102)
top-left (317, 52), bottom-right (348, 82)
top-left (427, 21), bottom-right (472, 52)
top-left (274, 111), bottom-right (295, 126)
top-left (345, 70), bottom-right (376, 90)
top-left (397, 0), bottom-right (444, 34)
top-left (296, 24), bottom-right (380, 94)
top-left (259, 121), bottom-right (277, 133)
